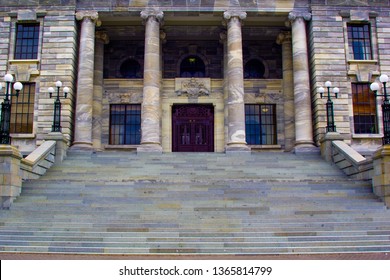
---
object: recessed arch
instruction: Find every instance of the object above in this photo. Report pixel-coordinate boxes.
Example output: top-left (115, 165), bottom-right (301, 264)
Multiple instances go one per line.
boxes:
top-left (244, 58), bottom-right (266, 79)
top-left (179, 55), bottom-right (206, 78)
top-left (120, 58), bottom-right (142, 78)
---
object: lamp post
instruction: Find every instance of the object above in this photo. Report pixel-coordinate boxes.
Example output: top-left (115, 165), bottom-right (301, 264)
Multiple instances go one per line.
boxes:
top-left (318, 81), bottom-right (339, 133)
top-left (48, 81), bottom-right (69, 132)
top-left (0, 74), bottom-right (23, 144)
top-left (370, 74), bottom-right (390, 145)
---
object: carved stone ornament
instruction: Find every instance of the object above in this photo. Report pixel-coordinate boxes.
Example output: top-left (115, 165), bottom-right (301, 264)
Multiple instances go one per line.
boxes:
top-left (223, 11), bottom-right (247, 21)
top-left (176, 78), bottom-right (210, 97)
top-left (140, 9), bottom-right (164, 23)
top-left (75, 11), bottom-right (100, 26)
top-left (288, 11), bottom-right (312, 22)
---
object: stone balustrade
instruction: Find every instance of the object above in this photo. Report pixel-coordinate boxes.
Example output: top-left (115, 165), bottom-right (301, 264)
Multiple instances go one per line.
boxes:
top-left (0, 133), bottom-right (68, 209)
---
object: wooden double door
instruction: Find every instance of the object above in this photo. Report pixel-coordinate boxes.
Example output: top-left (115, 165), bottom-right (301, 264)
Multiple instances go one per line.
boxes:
top-left (172, 104), bottom-right (214, 152)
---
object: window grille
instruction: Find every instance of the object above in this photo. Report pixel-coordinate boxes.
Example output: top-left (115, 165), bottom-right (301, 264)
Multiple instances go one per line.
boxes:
top-left (352, 83), bottom-right (378, 134)
top-left (14, 23), bottom-right (40, 60)
top-left (10, 83), bottom-right (35, 133)
top-left (347, 24), bottom-right (372, 60)
top-left (109, 104), bottom-right (141, 145)
top-left (245, 104), bottom-right (277, 145)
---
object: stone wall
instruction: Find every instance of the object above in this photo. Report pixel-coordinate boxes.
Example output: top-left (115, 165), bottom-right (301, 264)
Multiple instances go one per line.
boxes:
top-left (0, 7), bottom-right (78, 150)
top-left (309, 2), bottom-right (388, 153)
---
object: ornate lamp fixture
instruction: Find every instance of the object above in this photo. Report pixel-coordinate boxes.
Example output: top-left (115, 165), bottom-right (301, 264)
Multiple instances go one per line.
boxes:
top-left (318, 81), bottom-right (339, 133)
top-left (48, 81), bottom-right (69, 132)
top-left (370, 74), bottom-right (390, 145)
top-left (0, 74), bottom-right (23, 144)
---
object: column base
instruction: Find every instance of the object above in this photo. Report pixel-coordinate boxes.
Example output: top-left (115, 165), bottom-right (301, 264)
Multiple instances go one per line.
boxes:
top-left (71, 142), bottom-right (94, 150)
top-left (293, 142), bottom-right (320, 154)
top-left (225, 143), bottom-right (251, 154)
top-left (137, 143), bottom-right (163, 154)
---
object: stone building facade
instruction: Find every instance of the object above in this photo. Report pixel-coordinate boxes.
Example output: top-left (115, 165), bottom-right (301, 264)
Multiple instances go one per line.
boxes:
top-left (0, 0), bottom-right (388, 154)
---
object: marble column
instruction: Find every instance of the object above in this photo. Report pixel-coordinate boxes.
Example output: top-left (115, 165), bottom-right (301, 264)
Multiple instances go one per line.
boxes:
top-left (73, 11), bottom-right (99, 149)
top-left (137, 9), bottom-right (164, 153)
top-left (223, 11), bottom-right (250, 153)
top-left (220, 31), bottom-right (229, 147)
top-left (93, 31), bottom-right (109, 150)
top-left (277, 31), bottom-right (295, 152)
top-left (289, 11), bottom-right (316, 151)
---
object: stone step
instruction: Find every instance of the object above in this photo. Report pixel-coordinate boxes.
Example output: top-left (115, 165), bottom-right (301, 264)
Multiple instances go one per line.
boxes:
top-left (1, 151), bottom-right (390, 255)
top-left (1, 244), bottom-right (390, 255)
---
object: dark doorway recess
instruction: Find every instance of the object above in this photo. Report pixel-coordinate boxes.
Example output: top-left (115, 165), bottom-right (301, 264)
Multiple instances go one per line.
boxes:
top-left (172, 104), bottom-right (214, 152)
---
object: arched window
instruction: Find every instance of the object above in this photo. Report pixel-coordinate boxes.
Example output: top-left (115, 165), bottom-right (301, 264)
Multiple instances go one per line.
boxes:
top-left (244, 59), bottom-right (265, 79)
top-left (180, 56), bottom-right (205, 77)
top-left (120, 59), bottom-right (142, 78)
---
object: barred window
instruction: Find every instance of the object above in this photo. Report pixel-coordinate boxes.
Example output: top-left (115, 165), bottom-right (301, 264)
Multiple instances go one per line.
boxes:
top-left (245, 104), bottom-right (277, 145)
top-left (14, 23), bottom-right (39, 59)
top-left (109, 104), bottom-right (141, 145)
top-left (10, 83), bottom-right (35, 133)
top-left (347, 24), bottom-right (372, 60)
top-left (352, 83), bottom-right (378, 134)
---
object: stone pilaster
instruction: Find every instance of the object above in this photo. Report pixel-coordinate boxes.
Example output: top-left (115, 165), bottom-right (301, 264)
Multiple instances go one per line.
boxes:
top-left (0, 145), bottom-right (22, 209)
top-left (137, 9), bottom-right (164, 153)
top-left (73, 11), bottom-right (99, 149)
top-left (277, 31), bottom-right (295, 152)
top-left (223, 11), bottom-right (250, 153)
top-left (93, 31), bottom-right (109, 150)
top-left (289, 11), bottom-right (316, 152)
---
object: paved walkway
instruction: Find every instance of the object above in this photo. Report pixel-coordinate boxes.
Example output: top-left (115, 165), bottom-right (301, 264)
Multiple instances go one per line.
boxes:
top-left (1, 252), bottom-right (390, 260)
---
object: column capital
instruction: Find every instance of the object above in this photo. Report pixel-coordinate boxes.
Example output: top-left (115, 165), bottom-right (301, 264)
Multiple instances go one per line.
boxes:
top-left (140, 9), bottom-right (164, 24)
top-left (96, 31), bottom-right (109, 44)
top-left (276, 31), bottom-right (291, 45)
top-left (75, 11), bottom-right (101, 26)
top-left (223, 10), bottom-right (247, 21)
top-left (288, 11), bottom-right (312, 22)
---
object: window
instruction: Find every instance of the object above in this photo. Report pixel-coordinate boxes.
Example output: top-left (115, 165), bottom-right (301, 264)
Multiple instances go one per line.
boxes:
top-left (352, 83), bottom-right (378, 134)
top-left (120, 59), bottom-right (142, 78)
top-left (244, 59), bottom-right (265, 79)
top-left (180, 56), bottom-right (205, 77)
top-left (347, 24), bottom-right (372, 60)
top-left (10, 83), bottom-right (35, 133)
top-left (245, 104), bottom-right (277, 145)
top-left (14, 23), bottom-right (39, 59)
top-left (109, 104), bottom-right (141, 145)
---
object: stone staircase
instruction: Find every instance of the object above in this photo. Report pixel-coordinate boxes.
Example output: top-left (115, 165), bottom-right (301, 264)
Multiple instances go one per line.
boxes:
top-left (1, 151), bottom-right (390, 255)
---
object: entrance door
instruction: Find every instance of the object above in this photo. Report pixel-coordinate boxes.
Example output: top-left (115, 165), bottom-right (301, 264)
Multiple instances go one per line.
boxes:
top-left (172, 104), bottom-right (214, 152)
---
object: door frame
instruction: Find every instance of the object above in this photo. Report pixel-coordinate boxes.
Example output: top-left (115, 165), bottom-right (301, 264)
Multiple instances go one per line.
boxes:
top-left (172, 104), bottom-right (214, 152)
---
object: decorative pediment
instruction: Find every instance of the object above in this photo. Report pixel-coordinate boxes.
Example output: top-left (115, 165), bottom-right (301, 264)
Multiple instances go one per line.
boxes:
top-left (8, 60), bottom-right (40, 82)
top-left (175, 77), bottom-right (210, 97)
top-left (348, 61), bottom-right (379, 82)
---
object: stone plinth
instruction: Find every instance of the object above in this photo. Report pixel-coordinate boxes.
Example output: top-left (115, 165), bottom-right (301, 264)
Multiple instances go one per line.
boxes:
top-left (372, 145), bottom-right (390, 207)
top-left (320, 132), bottom-right (345, 162)
top-left (45, 132), bottom-right (69, 164)
top-left (0, 145), bottom-right (22, 209)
